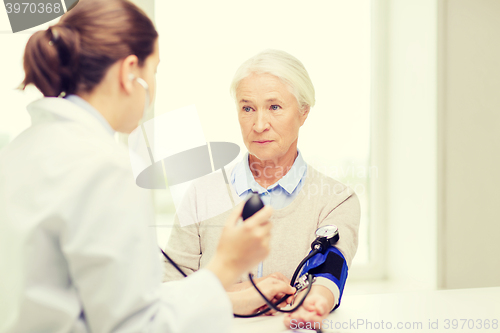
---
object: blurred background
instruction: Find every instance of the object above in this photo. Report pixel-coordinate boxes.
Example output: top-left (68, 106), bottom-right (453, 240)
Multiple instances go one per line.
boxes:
top-left (1, 0), bottom-right (499, 295)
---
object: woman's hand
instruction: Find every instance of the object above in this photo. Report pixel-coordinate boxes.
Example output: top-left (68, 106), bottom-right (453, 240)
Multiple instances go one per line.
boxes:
top-left (283, 285), bottom-right (334, 329)
top-left (206, 203), bottom-right (273, 289)
top-left (227, 272), bottom-right (288, 292)
top-left (230, 273), bottom-right (295, 315)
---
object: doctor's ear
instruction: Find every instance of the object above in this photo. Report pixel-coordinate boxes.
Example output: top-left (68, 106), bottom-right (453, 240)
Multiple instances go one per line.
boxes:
top-left (119, 54), bottom-right (140, 94)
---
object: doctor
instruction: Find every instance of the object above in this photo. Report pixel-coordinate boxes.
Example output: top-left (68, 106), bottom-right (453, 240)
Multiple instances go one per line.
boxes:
top-left (0, 0), bottom-right (282, 332)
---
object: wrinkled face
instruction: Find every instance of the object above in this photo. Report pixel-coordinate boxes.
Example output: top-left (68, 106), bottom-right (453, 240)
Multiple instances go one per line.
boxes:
top-left (236, 73), bottom-right (308, 162)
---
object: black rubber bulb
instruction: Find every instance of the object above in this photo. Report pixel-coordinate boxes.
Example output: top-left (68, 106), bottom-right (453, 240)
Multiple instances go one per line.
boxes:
top-left (242, 192), bottom-right (264, 221)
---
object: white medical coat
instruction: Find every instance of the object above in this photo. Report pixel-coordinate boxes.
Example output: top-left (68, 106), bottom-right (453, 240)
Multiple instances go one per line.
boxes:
top-left (0, 98), bottom-right (233, 333)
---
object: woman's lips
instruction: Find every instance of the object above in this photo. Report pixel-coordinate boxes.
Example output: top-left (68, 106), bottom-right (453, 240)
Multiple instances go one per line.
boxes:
top-left (254, 140), bottom-right (273, 145)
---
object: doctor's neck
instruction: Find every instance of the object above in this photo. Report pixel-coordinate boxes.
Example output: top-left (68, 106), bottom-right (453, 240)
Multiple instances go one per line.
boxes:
top-left (75, 59), bottom-right (145, 134)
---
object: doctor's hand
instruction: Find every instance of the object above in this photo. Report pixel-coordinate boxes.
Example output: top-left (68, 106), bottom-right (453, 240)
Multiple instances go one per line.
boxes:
top-left (206, 203), bottom-right (273, 290)
top-left (283, 285), bottom-right (334, 329)
top-left (229, 273), bottom-right (295, 315)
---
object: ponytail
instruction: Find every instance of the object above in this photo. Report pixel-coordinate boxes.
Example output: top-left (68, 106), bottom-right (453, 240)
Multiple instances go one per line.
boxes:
top-left (22, 25), bottom-right (80, 97)
top-left (20, 0), bottom-right (158, 98)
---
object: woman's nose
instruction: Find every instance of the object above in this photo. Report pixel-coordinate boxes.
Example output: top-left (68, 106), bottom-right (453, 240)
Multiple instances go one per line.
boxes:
top-left (253, 110), bottom-right (270, 133)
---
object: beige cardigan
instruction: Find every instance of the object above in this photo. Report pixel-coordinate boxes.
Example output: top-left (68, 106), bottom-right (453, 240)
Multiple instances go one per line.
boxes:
top-left (162, 164), bottom-right (360, 285)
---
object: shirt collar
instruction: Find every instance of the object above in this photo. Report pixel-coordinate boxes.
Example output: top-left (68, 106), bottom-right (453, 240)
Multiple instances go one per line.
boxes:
top-left (230, 150), bottom-right (307, 196)
top-left (277, 150), bottom-right (307, 194)
top-left (230, 154), bottom-right (250, 196)
top-left (65, 95), bottom-right (115, 136)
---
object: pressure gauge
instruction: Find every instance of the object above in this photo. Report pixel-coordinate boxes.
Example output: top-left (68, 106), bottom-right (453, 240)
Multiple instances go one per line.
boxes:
top-left (315, 225), bottom-right (340, 246)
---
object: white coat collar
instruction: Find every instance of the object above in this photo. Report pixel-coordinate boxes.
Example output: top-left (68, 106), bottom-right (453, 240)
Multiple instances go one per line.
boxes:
top-left (27, 97), bottom-right (115, 137)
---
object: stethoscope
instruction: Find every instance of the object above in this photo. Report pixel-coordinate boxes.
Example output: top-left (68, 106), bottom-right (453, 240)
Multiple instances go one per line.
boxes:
top-left (131, 76), bottom-right (340, 320)
top-left (128, 74), bottom-right (150, 124)
top-left (161, 193), bottom-right (340, 319)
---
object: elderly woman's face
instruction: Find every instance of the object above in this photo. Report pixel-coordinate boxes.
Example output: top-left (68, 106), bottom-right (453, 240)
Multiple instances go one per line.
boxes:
top-left (236, 73), bottom-right (308, 162)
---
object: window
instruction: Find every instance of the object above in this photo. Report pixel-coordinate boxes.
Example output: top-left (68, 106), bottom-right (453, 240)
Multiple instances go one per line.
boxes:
top-left (154, 0), bottom-right (373, 274)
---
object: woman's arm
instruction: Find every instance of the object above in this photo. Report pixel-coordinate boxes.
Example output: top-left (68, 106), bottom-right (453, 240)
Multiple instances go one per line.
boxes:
top-left (283, 188), bottom-right (360, 327)
top-left (229, 273), bottom-right (295, 315)
top-left (162, 215), bottom-right (201, 281)
top-left (319, 189), bottom-right (361, 269)
top-left (162, 184), bottom-right (203, 281)
top-left (225, 271), bottom-right (286, 291)
top-left (309, 189), bottom-right (361, 307)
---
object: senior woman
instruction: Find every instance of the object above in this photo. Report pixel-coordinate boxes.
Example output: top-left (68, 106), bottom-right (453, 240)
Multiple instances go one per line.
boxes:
top-left (163, 49), bottom-right (360, 327)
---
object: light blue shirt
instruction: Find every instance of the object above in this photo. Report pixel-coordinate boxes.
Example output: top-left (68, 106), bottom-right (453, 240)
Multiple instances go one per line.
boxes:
top-left (230, 150), bottom-right (307, 209)
top-left (231, 150), bottom-right (307, 278)
top-left (65, 94), bottom-right (115, 136)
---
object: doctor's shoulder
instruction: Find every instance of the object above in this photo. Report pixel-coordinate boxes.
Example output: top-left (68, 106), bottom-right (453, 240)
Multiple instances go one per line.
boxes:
top-left (0, 120), bottom-right (140, 208)
top-left (15, 118), bottom-right (135, 184)
top-left (43, 120), bottom-right (128, 167)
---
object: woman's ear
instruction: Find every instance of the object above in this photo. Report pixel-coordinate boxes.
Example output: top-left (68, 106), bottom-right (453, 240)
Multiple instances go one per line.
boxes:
top-left (300, 105), bottom-right (310, 126)
top-left (119, 54), bottom-right (139, 95)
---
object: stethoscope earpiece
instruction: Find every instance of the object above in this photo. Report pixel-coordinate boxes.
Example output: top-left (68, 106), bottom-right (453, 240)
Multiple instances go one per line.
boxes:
top-left (127, 73), bottom-right (150, 123)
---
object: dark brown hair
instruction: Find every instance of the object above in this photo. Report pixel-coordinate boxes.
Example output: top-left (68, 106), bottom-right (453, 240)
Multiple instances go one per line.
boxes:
top-left (21, 0), bottom-right (158, 97)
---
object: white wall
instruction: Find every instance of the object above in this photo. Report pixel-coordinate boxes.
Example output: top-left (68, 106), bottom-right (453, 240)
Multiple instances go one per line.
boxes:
top-left (375, 0), bottom-right (438, 290)
top-left (379, 0), bottom-right (500, 291)
top-left (438, 0), bottom-right (500, 289)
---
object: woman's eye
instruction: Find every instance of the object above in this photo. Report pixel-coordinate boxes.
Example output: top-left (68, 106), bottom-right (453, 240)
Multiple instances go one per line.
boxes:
top-left (243, 106), bottom-right (253, 112)
top-left (270, 105), bottom-right (281, 111)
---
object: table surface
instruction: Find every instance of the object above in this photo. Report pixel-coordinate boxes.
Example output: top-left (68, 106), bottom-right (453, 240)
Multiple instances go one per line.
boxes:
top-left (231, 286), bottom-right (500, 333)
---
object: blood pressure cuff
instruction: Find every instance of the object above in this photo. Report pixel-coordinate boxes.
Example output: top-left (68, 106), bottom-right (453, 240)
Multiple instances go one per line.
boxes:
top-left (299, 247), bottom-right (348, 311)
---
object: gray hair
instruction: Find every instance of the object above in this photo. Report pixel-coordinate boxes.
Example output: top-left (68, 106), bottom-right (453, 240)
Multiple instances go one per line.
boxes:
top-left (230, 49), bottom-right (315, 110)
